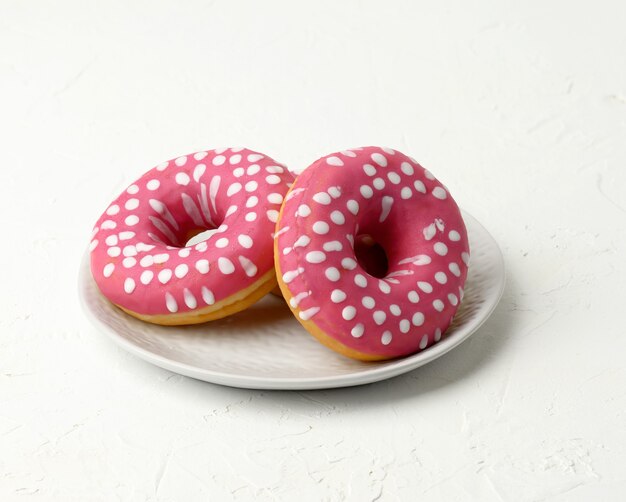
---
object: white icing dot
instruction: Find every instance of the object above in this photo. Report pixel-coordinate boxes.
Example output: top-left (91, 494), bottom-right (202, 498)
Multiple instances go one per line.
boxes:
top-left (408, 291), bottom-right (420, 303)
top-left (238, 256), bottom-right (258, 277)
top-left (373, 177), bottom-right (385, 190)
top-left (227, 182), bottom-right (242, 196)
top-left (390, 304), bottom-right (401, 316)
top-left (371, 153), bottom-right (388, 167)
top-left (215, 237), bottom-right (229, 248)
top-left (245, 181), bottom-right (258, 192)
top-left (178, 248), bottom-right (191, 258)
top-left (399, 319), bottom-right (410, 333)
top-left (400, 187), bottom-right (412, 199)
top-left (106, 204), bottom-right (120, 215)
top-left (434, 242), bottom-right (448, 256)
top-left (139, 255), bottom-right (154, 267)
top-left (462, 252), bottom-right (470, 265)
top-left (147, 179), bottom-right (160, 190)
top-left (379, 280), bottom-right (391, 294)
top-left (419, 334), bottom-right (429, 349)
top-left (401, 162), bottom-right (414, 175)
top-left (218, 257), bottom-right (235, 274)
top-left (373, 310), bottom-right (386, 325)
top-left (434, 328), bottom-right (442, 342)
top-left (417, 281), bottom-right (433, 293)
top-left (299, 307), bottom-right (320, 320)
top-left (267, 193), bottom-right (283, 204)
top-left (101, 220), bottom-right (116, 230)
top-left (363, 164), bottom-right (376, 176)
top-left (448, 293), bottom-right (459, 306)
top-left (330, 210), bottom-right (345, 225)
top-left (325, 267), bottom-right (340, 281)
top-left (125, 215), bottom-right (139, 226)
top-left (213, 155), bottom-right (226, 166)
top-left (107, 246), bottom-right (121, 257)
top-left (342, 306), bottom-right (356, 321)
top-left (387, 172), bottom-right (401, 184)
top-left (245, 212), bottom-right (257, 222)
top-left (226, 207), bottom-right (237, 217)
top-left (414, 180), bottom-right (426, 193)
top-left (354, 274), bottom-right (368, 288)
top-left (323, 241), bottom-right (343, 252)
top-left (360, 185), bottom-right (373, 199)
top-left (122, 257), bottom-right (136, 268)
top-left (424, 170), bottom-right (435, 180)
top-left (229, 154), bottom-right (242, 164)
top-left (328, 186), bottom-right (341, 198)
top-left (201, 287), bottom-right (215, 305)
top-left (158, 269), bottom-right (172, 284)
top-left (306, 251), bottom-right (326, 263)
top-left (313, 221), bottom-right (330, 234)
top-left (156, 161), bottom-right (168, 171)
top-left (247, 164), bottom-right (260, 175)
top-left (432, 187), bottom-right (447, 199)
top-left (423, 223), bottom-right (437, 241)
top-left (449, 262), bottom-right (461, 276)
top-left (126, 184), bottom-right (139, 194)
top-left (103, 263), bottom-right (115, 277)
top-left (362, 296), bottom-right (375, 309)
top-left (297, 204), bottom-right (311, 217)
top-left (449, 230), bottom-right (461, 241)
top-left (175, 172), bottom-right (190, 186)
top-left (433, 299), bottom-right (445, 312)
top-left (341, 150), bottom-right (357, 158)
top-left (266, 175), bottom-right (281, 185)
top-left (341, 258), bottom-right (357, 270)
top-left (105, 235), bottom-right (118, 246)
top-left (246, 196), bottom-right (259, 208)
top-left (326, 156), bottom-right (344, 166)
top-left (266, 165), bottom-right (285, 174)
top-left (380, 195), bottom-right (394, 222)
top-left (122, 245), bottom-right (137, 257)
top-left (331, 289), bottom-right (346, 303)
top-left (233, 167), bottom-right (244, 177)
top-left (346, 200), bottom-right (359, 215)
top-left (435, 271), bottom-right (448, 284)
top-left (313, 192), bottom-right (331, 205)
top-left (238, 235), bottom-right (253, 248)
top-left (382, 147), bottom-right (395, 155)
top-left (195, 259), bottom-right (210, 274)
top-left (124, 278), bottom-right (135, 294)
top-left (175, 156), bottom-right (187, 166)
top-left (165, 292), bottom-right (178, 313)
top-left (153, 253), bottom-right (169, 264)
top-left (282, 267), bottom-right (304, 283)
top-left (140, 270), bottom-right (153, 285)
top-left (267, 210), bottom-right (279, 222)
top-left (248, 153), bottom-right (264, 162)
top-left (293, 235), bottom-right (311, 248)
top-left (381, 331), bottom-right (392, 345)
top-left (175, 264), bottom-right (189, 278)
top-left (412, 312), bottom-right (425, 326)
top-left (351, 323), bottom-right (365, 338)
top-left (194, 151), bottom-right (208, 161)
top-left (195, 242), bottom-right (208, 252)
top-left (183, 288), bottom-right (197, 309)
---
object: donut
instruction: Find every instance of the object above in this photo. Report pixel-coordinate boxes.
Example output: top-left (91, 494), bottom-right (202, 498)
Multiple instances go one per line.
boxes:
top-left (89, 148), bottom-right (291, 325)
top-left (274, 146), bottom-right (470, 360)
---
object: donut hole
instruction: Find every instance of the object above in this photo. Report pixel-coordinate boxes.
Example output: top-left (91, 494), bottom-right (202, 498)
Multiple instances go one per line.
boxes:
top-left (354, 234), bottom-right (389, 278)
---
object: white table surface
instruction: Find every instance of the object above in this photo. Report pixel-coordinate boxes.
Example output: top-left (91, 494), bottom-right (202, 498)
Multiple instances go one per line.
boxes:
top-left (2, 1), bottom-right (625, 500)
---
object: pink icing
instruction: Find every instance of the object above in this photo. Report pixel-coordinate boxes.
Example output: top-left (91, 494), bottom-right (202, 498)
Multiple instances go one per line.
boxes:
top-left (89, 148), bottom-right (291, 316)
top-left (276, 146), bottom-right (470, 358)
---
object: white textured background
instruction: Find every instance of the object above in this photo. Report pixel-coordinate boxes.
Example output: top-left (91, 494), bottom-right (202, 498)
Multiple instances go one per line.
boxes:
top-left (2, 0), bottom-right (626, 500)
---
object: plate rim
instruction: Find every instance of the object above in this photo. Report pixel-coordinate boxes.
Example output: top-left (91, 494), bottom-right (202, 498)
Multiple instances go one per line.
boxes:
top-left (78, 210), bottom-right (505, 390)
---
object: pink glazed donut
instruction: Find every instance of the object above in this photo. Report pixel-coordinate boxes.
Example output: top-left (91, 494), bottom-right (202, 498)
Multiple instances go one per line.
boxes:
top-left (274, 146), bottom-right (470, 360)
top-left (89, 148), bottom-right (291, 325)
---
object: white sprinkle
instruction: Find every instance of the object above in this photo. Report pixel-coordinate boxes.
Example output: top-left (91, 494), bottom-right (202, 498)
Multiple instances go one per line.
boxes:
top-left (218, 257), bottom-right (235, 275)
top-left (246, 196), bottom-right (259, 208)
top-left (326, 156), bottom-right (344, 166)
top-left (412, 312), bottom-right (425, 326)
top-left (175, 156), bottom-right (187, 166)
top-left (194, 151), bottom-right (208, 161)
top-left (289, 291), bottom-right (310, 308)
top-left (248, 153), bottom-right (264, 162)
top-left (417, 281), bottom-right (433, 293)
top-left (233, 167), bottom-right (244, 177)
top-left (238, 235), bottom-right (253, 248)
top-left (371, 153), bottom-right (387, 167)
top-left (139, 255), bottom-right (154, 267)
top-left (238, 256), bottom-right (258, 277)
top-left (122, 245), bottom-right (137, 257)
top-left (201, 287), bottom-right (215, 305)
top-left (341, 150), bottom-right (357, 158)
top-left (363, 164), bottom-right (376, 176)
top-left (297, 204), bottom-right (311, 217)
top-left (147, 179), bottom-right (160, 190)
top-left (351, 323), bottom-right (365, 338)
top-left (373, 177), bottom-right (385, 190)
top-left (267, 193), bottom-right (283, 204)
top-left (182, 288), bottom-right (197, 309)
top-left (156, 161), bottom-right (168, 171)
top-left (283, 267), bottom-right (304, 284)
top-left (325, 267), bottom-right (340, 281)
top-left (245, 212), bottom-right (257, 222)
top-left (158, 269), bottom-right (172, 284)
top-left (435, 271), bottom-right (448, 284)
top-left (124, 278), bottom-right (135, 294)
top-left (107, 246), bottom-right (121, 257)
top-left (434, 328), bottom-right (442, 342)
top-left (408, 291), bottom-right (420, 303)
top-left (419, 334), bottom-right (429, 349)
top-left (299, 306), bottom-right (321, 320)
top-left (362, 296), bottom-right (375, 309)
top-left (101, 220), bottom-right (116, 230)
top-left (449, 262), bottom-right (461, 277)
top-left (342, 306), bottom-right (356, 321)
top-left (313, 221), bottom-right (330, 234)
top-left (379, 195), bottom-right (394, 222)
top-left (387, 172), bottom-right (401, 184)
top-left (360, 185), bottom-right (373, 199)
top-left (433, 299), bottom-right (445, 312)
top-left (124, 215), bottom-right (139, 226)
top-left (247, 164), bottom-right (260, 175)
top-left (266, 175), bottom-right (281, 184)
top-left (328, 186), bottom-right (341, 198)
top-left (399, 254), bottom-right (431, 266)
top-left (126, 184), bottom-right (139, 194)
top-left (195, 259), bottom-right (210, 274)
top-left (379, 280), bottom-right (391, 294)
top-left (122, 257), bottom-right (136, 268)
top-left (381, 331), bottom-right (392, 345)
top-left (175, 172), bottom-right (190, 186)
top-left (153, 253), bottom-right (169, 264)
top-left (165, 292), bottom-right (178, 312)
top-left (462, 252), bottom-right (470, 265)
top-left (313, 192), bottom-right (331, 205)
top-left (103, 263), bottom-right (115, 277)
top-left (330, 210), bottom-right (345, 225)
top-left (414, 180), bottom-right (426, 193)
top-left (105, 235), bottom-right (118, 246)
top-left (267, 210), bottom-right (279, 222)
top-left (432, 187), bottom-right (447, 199)
top-left (449, 230), bottom-right (461, 241)
top-left (293, 235), bottom-right (311, 248)
top-left (390, 304), bottom-right (401, 316)
top-left (401, 161), bottom-right (414, 175)
top-left (341, 258), bottom-right (357, 270)
top-left (346, 200), bottom-right (359, 215)
top-left (215, 237), bottom-right (229, 248)
top-left (323, 240), bottom-right (343, 252)
top-left (266, 165), bottom-right (284, 174)
top-left (306, 251), bottom-right (326, 263)
top-left (373, 310), bottom-right (386, 325)
top-left (354, 274), bottom-right (368, 287)
top-left (331, 289), bottom-right (346, 303)
top-left (448, 293), bottom-right (459, 306)
top-left (175, 264), bottom-right (189, 278)
top-left (423, 223), bottom-right (437, 241)
top-left (400, 187), bottom-right (412, 199)
top-left (229, 154), bottom-right (242, 164)
top-left (106, 204), bottom-right (120, 215)
top-left (245, 180), bottom-right (258, 192)
top-left (425, 170), bottom-right (435, 180)
top-left (227, 182), bottom-right (242, 196)
top-left (399, 319), bottom-right (410, 333)
top-left (434, 242), bottom-right (448, 256)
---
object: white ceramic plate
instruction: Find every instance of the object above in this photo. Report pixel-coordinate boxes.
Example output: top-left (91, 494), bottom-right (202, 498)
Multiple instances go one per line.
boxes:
top-left (79, 211), bottom-right (504, 390)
